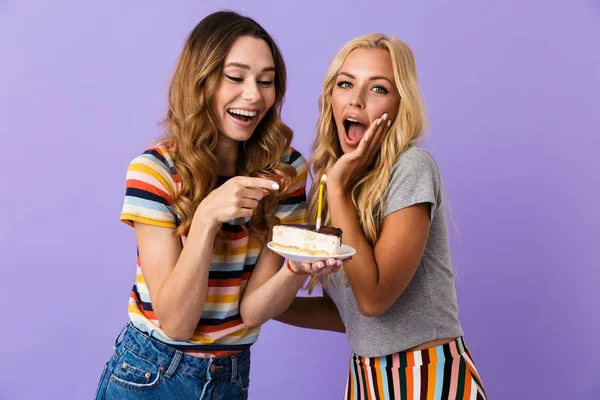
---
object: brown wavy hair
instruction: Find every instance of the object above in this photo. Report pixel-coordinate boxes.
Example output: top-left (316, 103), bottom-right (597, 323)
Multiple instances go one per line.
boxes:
top-left (160, 11), bottom-right (297, 238)
top-left (307, 34), bottom-right (428, 292)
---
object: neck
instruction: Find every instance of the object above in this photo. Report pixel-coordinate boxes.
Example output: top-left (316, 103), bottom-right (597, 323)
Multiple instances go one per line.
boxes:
top-left (216, 134), bottom-right (239, 176)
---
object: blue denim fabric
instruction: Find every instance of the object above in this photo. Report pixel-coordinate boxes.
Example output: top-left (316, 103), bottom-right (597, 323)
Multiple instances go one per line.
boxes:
top-left (95, 323), bottom-right (250, 400)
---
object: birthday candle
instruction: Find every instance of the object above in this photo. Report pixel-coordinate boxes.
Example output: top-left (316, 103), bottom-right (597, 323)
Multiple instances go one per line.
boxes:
top-left (316, 174), bottom-right (327, 230)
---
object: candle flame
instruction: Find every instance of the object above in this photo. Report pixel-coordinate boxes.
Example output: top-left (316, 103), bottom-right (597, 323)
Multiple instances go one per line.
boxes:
top-left (320, 174), bottom-right (327, 184)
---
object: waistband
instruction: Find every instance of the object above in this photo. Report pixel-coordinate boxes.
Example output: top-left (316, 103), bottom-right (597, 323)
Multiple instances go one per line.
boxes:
top-left (115, 322), bottom-right (250, 378)
top-left (353, 337), bottom-right (470, 368)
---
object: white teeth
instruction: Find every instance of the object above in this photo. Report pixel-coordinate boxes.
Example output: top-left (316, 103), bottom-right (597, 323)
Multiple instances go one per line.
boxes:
top-left (228, 109), bottom-right (258, 117)
top-left (347, 118), bottom-right (359, 123)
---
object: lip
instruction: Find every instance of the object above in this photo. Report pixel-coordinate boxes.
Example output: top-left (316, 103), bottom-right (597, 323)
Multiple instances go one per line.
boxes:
top-left (227, 107), bottom-right (261, 129)
top-left (341, 112), bottom-right (369, 147)
top-left (342, 112), bottom-right (368, 126)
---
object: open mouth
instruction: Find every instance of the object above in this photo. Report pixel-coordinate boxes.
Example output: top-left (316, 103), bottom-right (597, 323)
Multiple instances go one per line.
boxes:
top-left (227, 108), bottom-right (259, 123)
top-left (343, 117), bottom-right (368, 142)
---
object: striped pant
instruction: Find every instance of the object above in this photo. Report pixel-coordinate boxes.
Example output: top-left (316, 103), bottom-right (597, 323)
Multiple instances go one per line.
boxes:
top-left (345, 337), bottom-right (486, 400)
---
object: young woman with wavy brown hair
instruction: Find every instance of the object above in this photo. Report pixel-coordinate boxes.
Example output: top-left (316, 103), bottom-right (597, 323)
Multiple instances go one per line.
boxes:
top-left (277, 34), bottom-right (487, 399)
top-left (94, 11), bottom-right (339, 400)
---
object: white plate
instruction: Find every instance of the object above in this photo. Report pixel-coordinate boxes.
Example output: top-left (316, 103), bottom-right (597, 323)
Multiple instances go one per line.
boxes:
top-left (267, 242), bottom-right (356, 263)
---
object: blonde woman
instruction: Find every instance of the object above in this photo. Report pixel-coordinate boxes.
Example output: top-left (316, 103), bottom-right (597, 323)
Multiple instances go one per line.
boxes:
top-left (94, 11), bottom-right (339, 400)
top-left (277, 34), bottom-right (487, 399)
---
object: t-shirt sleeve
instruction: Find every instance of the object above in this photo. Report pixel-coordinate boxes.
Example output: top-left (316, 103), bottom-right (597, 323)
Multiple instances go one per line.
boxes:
top-left (273, 148), bottom-right (308, 225)
top-left (383, 148), bottom-right (441, 219)
top-left (120, 149), bottom-right (178, 228)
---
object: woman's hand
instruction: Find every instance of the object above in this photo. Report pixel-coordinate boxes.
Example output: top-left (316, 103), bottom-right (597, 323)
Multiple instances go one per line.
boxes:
top-left (288, 258), bottom-right (351, 276)
top-left (327, 113), bottom-right (392, 193)
top-left (195, 176), bottom-right (280, 230)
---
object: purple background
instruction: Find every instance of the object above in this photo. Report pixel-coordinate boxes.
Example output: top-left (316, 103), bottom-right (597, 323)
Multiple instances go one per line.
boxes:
top-left (1, 1), bottom-right (598, 399)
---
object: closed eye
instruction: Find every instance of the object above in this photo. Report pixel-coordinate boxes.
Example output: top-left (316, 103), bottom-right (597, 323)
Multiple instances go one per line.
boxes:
top-left (225, 74), bottom-right (243, 83)
top-left (258, 80), bottom-right (274, 87)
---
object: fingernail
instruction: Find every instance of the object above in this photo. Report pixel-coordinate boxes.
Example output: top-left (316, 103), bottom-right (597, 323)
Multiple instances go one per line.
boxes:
top-left (376, 118), bottom-right (382, 126)
top-left (382, 113), bottom-right (388, 120)
top-left (336, 260), bottom-right (342, 267)
top-left (364, 135), bottom-right (369, 142)
top-left (272, 183), bottom-right (279, 190)
top-left (387, 120), bottom-right (391, 127)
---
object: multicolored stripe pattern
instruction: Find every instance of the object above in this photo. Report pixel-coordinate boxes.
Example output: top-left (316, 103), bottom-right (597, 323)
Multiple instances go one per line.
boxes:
top-left (120, 145), bottom-right (308, 357)
top-left (345, 337), bottom-right (486, 400)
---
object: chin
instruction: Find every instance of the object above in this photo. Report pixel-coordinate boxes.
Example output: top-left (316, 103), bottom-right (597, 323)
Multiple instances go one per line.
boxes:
top-left (231, 134), bottom-right (254, 143)
top-left (221, 127), bottom-right (255, 143)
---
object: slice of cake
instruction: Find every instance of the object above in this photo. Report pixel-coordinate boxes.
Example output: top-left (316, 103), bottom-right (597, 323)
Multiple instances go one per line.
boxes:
top-left (271, 224), bottom-right (342, 256)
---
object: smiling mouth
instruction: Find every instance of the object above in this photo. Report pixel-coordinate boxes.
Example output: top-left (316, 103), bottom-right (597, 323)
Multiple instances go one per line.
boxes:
top-left (227, 108), bottom-right (259, 123)
top-left (343, 117), bottom-right (368, 141)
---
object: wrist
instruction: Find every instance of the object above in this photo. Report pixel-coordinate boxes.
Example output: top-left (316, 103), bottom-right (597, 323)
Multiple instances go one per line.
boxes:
top-left (325, 177), bottom-right (345, 193)
top-left (194, 204), bottom-right (221, 232)
top-left (286, 260), bottom-right (309, 276)
top-left (191, 212), bottom-right (221, 237)
top-left (326, 185), bottom-right (351, 202)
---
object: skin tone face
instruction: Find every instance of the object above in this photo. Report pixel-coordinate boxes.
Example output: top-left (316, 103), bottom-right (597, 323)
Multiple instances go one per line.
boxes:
top-left (331, 48), bottom-right (400, 154)
top-left (213, 36), bottom-right (276, 153)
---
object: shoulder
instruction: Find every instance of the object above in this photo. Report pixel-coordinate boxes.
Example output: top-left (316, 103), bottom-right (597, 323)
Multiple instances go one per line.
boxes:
top-left (389, 146), bottom-right (441, 184)
top-left (128, 144), bottom-right (177, 178)
top-left (386, 146), bottom-right (442, 196)
top-left (130, 144), bottom-right (176, 171)
top-left (126, 144), bottom-right (178, 193)
top-left (383, 147), bottom-right (442, 217)
top-left (392, 146), bottom-right (438, 172)
top-left (279, 146), bottom-right (307, 169)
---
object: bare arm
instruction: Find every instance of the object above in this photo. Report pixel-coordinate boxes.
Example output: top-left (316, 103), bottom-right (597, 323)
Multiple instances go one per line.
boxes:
top-left (136, 176), bottom-right (279, 341)
top-left (327, 190), bottom-right (431, 317)
top-left (325, 115), bottom-right (431, 317)
top-left (135, 220), bottom-right (218, 341)
top-left (274, 290), bottom-right (345, 333)
top-left (239, 226), bottom-right (345, 328)
top-left (238, 245), bottom-right (309, 328)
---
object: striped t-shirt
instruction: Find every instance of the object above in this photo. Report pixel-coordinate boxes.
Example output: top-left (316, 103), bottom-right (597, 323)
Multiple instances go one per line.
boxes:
top-left (120, 144), bottom-right (308, 356)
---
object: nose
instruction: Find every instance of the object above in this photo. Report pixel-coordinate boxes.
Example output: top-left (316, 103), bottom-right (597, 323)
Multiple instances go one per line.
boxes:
top-left (348, 90), bottom-right (364, 109)
top-left (242, 82), bottom-right (261, 102)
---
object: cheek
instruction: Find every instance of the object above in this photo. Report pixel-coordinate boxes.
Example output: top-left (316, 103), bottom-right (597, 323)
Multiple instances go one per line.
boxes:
top-left (369, 98), bottom-right (399, 121)
top-left (214, 86), bottom-right (231, 111)
top-left (331, 90), bottom-right (344, 109)
top-left (331, 94), bottom-right (345, 123)
top-left (387, 97), bottom-right (401, 119)
top-left (264, 88), bottom-right (276, 108)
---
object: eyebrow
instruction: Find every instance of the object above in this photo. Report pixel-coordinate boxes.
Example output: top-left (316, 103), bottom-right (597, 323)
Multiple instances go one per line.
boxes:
top-left (224, 62), bottom-right (275, 72)
top-left (337, 71), bottom-right (393, 85)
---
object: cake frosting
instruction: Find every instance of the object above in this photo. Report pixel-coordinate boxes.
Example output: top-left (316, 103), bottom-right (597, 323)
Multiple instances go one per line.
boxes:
top-left (272, 224), bottom-right (342, 256)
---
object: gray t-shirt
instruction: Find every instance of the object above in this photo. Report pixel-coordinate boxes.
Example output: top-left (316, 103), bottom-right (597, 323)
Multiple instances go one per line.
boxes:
top-left (324, 146), bottom-right (463, 357)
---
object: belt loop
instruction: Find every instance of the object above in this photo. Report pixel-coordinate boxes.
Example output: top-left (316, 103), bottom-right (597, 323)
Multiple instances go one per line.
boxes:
top-left (231, 355), bottom-right (238, 383)
top-left (113, 322), bottom-right (129, 349)
top-left (165, 350), bottom-right (183, 378)
top-left (207, 357), bottom-right (214, 380)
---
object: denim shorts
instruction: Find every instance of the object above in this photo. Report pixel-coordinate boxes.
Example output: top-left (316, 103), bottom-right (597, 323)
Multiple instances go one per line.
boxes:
top-left (94, 323), bottom-right (251, 400)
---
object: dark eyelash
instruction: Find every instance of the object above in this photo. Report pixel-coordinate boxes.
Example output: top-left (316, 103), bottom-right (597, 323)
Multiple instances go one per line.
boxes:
top-left (225, 74), bottom-right (243, 82)
top-left (258, 80), bottom-right (274, 86)
top-left (337, 81), bottom-right (352, 88)
top-left (373, 86), bottom-right (389, 94)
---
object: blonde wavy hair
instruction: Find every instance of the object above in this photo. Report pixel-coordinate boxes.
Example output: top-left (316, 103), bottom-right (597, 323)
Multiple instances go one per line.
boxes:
top-left (307, 34), bottom-right (428, 292)
top-left (160, 11), bottom-right (297, 238)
